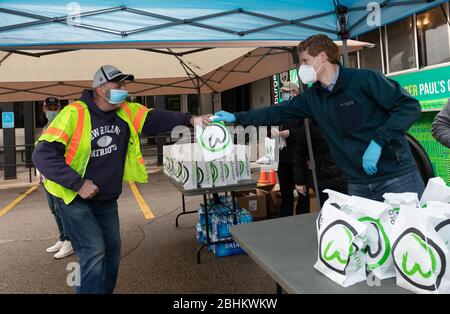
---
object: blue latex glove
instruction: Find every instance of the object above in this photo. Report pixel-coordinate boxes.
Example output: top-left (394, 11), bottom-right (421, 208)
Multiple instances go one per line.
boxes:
top-left (362, 140), bottom-right (382, 175)
top-left (212, 111), bottom-right (236, 123)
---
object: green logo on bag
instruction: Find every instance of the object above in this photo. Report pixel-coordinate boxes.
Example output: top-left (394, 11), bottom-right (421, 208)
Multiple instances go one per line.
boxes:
top-left (182, 165), bottom-right (189, 184)
top-left (392, 226), bottom-right (447, 292)
top-left (224, 163), bottom-right (230, 179)
top-left (359, 216), bottom-right (391, 270)
top-left (210, 162), bottom-right (219, 183)
top-left (196, 167), bottom-right (204, 185)
top-left (402, 234), bottom-right (437, 279)
top-left (239, 160), bottom-right (244, 176)
top-left (199, 122), bottom-right (231, 153)
top-left (323, 226), bottom-right (355, 265)
top-left (175, 161), bottom-right (183, 179)
top-left (319, 220), bottom-right (360, 275)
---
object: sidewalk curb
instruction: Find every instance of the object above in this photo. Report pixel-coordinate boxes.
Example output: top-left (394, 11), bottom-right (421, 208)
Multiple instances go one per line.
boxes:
top-left (0, 182), bottom-right (39, 190)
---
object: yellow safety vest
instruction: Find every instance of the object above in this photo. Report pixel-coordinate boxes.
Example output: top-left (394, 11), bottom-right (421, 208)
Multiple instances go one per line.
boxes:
top-left (37, 100), bottom-right (151, 205)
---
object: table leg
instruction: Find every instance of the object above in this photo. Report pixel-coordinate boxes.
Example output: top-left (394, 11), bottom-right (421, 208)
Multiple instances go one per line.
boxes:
top-left (231, 191), bottom-right (238, 225)
top-left (197, 194), bottom-right (210, 264)
top-left (204, 194), bottom-right (210, 242)
top-left (196, 243), bottom-right (208, 264)
top-left (276, 283), bottom-right (282, 294)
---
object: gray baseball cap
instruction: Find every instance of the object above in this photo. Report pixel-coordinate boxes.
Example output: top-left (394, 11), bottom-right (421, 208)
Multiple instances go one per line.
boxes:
top-left (92, 65), bottom-right (135, 88)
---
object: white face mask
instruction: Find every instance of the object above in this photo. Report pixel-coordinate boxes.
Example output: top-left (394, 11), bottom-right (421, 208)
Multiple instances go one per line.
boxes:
top-left (298, 57), bottom-right (323, 84)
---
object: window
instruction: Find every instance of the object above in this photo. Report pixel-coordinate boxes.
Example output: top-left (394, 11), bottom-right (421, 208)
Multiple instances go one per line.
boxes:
top-left (146, 96), bottom-right (155, 108)
top-left (188, 94), bottom-right (200, 115)
top-left (386, 16), bottom-right (417, 73)
top-left (165, 95), bottom-right (181, 111)
top-left (359, 29), bottom-right (383, 71)
top-left (417, 5), bottom-right (450, 67)
top-left (348, 51), bottom-right (359, 68)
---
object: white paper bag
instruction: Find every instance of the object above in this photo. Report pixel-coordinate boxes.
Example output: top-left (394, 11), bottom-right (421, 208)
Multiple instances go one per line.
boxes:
top-left (235, 145), bottom-right (251, 181)
top-left (383, 192), bottom-right (419, 224)
top-left (196, 122), bottom-right (233, 162)
top-left (223, 158), bottom-right (238, 185)
top-left (264, 137), bottom-right (276, 162)
top-left (163, 145), bottom-right (172, 176)
top-left (391, 204), bottom-right (450, 294)
top-left (181, 161), bottom-right (197, 190)
top-left (210, 160), bottom-right (227, 187)
top-left (322, 189), bottom-right (351, 207)
top-left (343, 196), bottom-right (397, 280)
top-left (420, 177), bottom-right (450, 206)
top-left (322, 189), bottom-right (396, 280)
top-left (314, 203), bottom-right (368, 287)
top-left (196, 161), bottom-right (213, 188)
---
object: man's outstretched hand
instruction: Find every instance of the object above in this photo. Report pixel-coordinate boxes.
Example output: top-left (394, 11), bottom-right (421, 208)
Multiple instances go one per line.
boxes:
top-left (190, 115), bottom-right (212, 128)
top-left (212, 111), bottom-right (236, 123)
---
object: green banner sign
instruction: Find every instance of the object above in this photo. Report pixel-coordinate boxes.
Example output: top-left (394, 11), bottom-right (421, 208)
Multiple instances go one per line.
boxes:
top-left (390, 65), bottom-right (450, 111)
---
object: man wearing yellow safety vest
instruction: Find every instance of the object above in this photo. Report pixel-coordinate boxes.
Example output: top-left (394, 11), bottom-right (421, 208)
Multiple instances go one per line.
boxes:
top-left (32, 65), bottom-right (209, 294)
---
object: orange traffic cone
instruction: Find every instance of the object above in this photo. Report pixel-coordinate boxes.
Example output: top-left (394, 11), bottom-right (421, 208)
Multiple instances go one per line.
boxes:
top-left (258, 170), bottom-right (270, 185)
top-left (269, 170), bottom-right (277, 185)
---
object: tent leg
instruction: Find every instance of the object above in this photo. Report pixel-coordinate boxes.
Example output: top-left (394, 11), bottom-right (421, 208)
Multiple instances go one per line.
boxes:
top-left (304, 118), bottom-right (321, 210)
top-left (336, 4), bottom-right (350, 67)
top-left (291, 47), bottom-right (321, 210)
top-left (342, 38), bottom-right (349, 67)
top-left (197, 77), bottom-right (202, 114)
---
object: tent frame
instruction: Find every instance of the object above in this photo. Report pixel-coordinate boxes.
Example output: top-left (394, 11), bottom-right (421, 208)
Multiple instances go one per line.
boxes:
top-left (0, 0), bottom-right (436, 48)
top-left (0, 47), bottom-right (294, 99)
top-left (0, 0), bottom-right (443, 202)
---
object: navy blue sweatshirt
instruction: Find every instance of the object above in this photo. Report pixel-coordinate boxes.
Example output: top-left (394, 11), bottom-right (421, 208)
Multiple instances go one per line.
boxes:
top-left (33, 89), bottom-right (193, 201)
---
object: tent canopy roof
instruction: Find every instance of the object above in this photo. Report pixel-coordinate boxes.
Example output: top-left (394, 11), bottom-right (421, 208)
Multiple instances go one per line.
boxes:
top-left (0, 40), bottom-right (373, 101)
top-left (0, 0), bottom-right (446, 50)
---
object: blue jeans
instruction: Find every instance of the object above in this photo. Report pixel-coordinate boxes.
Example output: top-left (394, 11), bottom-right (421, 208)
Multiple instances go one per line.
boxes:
top-left (348, 170), bottom-right (425, 202)
top-left (45, 189), bottom-right (69, 241)
top-left (57, 197), bottom-right (121, 294)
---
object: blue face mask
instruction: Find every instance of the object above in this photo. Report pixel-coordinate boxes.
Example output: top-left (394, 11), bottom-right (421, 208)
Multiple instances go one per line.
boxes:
top-left (101, 87), bottom-right (129, 105)
top-left (45, 111), bottom-right (59, 122)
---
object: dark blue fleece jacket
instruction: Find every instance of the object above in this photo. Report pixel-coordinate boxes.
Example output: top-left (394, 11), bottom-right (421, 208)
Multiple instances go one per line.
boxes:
top-left (235, 66), bottom-right (421, 184)
top-left (33, 89), bottom-right (192, 201)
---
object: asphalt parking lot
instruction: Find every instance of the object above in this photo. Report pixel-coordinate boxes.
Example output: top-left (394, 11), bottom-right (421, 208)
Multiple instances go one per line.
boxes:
top-left (0, 173), bottom-right (274, 294)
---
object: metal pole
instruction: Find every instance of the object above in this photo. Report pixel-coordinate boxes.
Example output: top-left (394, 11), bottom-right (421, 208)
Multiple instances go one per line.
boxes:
top-left (196, 77), bottom-right (202, 115)
top-left (337, 4), bottom-right (350, 67)
top-left (342, 38), bottom-right (349, 67)
top-left (304, 118), bottom-right (321, 210)
top-left (291, 47), bottom-right (321, 209)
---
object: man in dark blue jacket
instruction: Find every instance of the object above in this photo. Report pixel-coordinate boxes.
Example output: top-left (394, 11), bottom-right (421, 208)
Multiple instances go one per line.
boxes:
top-left (214, 35), bottom-right (425, 202)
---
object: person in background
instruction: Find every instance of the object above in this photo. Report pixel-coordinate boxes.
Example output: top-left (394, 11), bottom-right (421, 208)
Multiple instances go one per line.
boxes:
top-left (431, 99), bottom-right (450, 148)
top-left (38, 97), bottom-right (74, 259)
top-left (294, 118), bottom-right (347, 209)
top-left (275, 81), bottom-right (305, 217)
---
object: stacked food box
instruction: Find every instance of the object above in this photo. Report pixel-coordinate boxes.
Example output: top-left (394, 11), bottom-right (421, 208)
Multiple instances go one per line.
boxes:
top-left (163, 144), bottom-right (251, 190)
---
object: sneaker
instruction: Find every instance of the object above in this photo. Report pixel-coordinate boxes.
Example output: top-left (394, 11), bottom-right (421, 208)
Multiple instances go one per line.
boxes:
top-left (46, 240), bottom-right (64, 253)
top-left (54, 241), bottom-right (74, 259)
